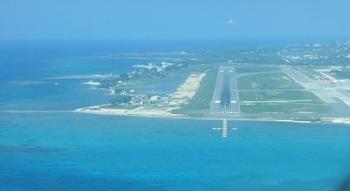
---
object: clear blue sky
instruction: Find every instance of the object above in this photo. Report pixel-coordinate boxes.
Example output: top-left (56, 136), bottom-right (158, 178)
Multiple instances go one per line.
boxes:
top-left (0, 0), bottom-right (349, 40)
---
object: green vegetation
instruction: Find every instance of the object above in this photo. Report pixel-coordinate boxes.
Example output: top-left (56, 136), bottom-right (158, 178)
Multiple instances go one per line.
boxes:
top-left (236, 73), bottom-right (302, 90)
top-left (240, 102), bottom-right (330, 114)
top-left (173, 67), bottom-right (217, 115)
top-left (234, 65), bottom-right (280, 74)
top-left (102, 104), bottom-right (138, 109)
top-left (78, 43), bottom-right (350, 122)
top-left (237, 71), bottom-right (331, 115)
top-left (239, 90), bottom-right (323, 102)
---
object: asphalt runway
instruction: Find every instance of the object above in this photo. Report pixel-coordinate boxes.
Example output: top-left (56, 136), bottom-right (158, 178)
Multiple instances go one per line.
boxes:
top-left (210, 66), bottom-right (240, 118)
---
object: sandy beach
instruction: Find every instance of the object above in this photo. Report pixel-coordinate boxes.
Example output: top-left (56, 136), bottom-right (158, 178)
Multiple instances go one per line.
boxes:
top-left (75, 72), bottom-right (206, 117)
top-left (74, 71), bottom-right (350, 125)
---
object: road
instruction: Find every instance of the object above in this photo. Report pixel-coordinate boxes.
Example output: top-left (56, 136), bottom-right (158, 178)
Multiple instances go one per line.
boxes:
top-left (209, 66), bottom-right (240, 118)
top-left (280, 65), bottom-right (350, 106)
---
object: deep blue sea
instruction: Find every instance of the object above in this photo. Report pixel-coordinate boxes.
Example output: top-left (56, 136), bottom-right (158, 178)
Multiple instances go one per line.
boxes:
top-left (1, 41), bottom-right (350, 191)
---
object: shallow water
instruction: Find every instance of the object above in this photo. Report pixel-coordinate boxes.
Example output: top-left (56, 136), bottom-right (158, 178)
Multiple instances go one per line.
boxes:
top-left (1, 41), bottom-right (350, 191)
top-left (1, 113), bottom-right (350, 191)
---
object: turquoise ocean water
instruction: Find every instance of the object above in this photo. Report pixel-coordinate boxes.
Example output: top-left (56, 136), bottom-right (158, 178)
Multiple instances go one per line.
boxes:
top-left (1, 41), bottom-right (350, 191)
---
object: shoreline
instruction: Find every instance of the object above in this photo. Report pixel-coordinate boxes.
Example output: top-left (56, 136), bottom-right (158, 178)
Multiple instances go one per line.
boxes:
top-left (1, 108), bottom-right (348, 125)
top-left (74, 70), bottom-right (350, 125)
top-left (74, 106), bottom-right (350, 125)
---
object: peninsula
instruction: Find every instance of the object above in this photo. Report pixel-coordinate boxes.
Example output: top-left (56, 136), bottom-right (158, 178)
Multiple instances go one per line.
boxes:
top-left (76, 43), bottom-right (350, 124)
